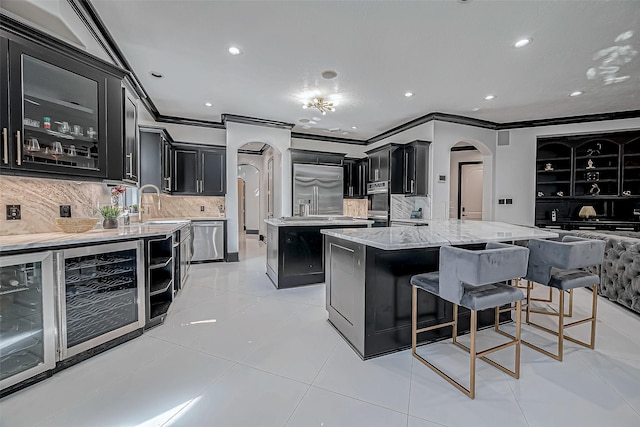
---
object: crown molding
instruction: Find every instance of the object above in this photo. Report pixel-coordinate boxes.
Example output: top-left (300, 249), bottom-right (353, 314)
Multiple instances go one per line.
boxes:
top-left (291, 132), bottom-right (367, 145)
top-left (156, 115), bottom-right (225, 129)
top-left (497, 110), bottom-right (640, 130)
top-left (222, 114), bottom-right (295, 130)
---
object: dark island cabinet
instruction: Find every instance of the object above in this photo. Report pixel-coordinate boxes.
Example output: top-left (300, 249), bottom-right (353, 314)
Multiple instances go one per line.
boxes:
top-left (0, 32), bottom-right (125, 180)
top-left (172, 144), bottom-right (226, 196)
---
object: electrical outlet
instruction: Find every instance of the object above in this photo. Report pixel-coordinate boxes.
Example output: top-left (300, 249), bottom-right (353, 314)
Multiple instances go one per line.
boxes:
top-left (506, 199), bottom-right (513, 205)
top-left (498, 199), bottom-right (505, 205)
top-left (6, 205), bottom-right (21, 220)
top-left (60, 205), bottom-right (71, 217)
top-left (200, 206), bottom-right (205, 212)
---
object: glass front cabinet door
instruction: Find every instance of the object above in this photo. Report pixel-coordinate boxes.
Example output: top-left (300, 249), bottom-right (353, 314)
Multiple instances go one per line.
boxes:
top-left (3, 38), bottom-right (122, 178)
top-left (0, 252), bottom-right (56, 392)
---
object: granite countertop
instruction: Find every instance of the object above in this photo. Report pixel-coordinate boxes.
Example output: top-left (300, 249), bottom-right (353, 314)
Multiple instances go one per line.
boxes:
top-left (321, 219), bottom-right (558, 250)
top-left (0, 223), bottom-right (185, 253)
top-left (265, 217), bottom-right (374, 227)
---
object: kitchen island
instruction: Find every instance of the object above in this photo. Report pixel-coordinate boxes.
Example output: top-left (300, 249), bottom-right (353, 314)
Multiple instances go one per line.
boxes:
top-left (265, 217), bottom-right (372, 289)
top-left (321, 220), bottom-right (558, 359)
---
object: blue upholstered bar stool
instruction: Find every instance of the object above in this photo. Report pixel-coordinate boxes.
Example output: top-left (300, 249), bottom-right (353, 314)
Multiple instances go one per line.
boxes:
top-left (522, 236), bottom-right (605, 361)
top-left (410, 242), bottom-right (529, 399)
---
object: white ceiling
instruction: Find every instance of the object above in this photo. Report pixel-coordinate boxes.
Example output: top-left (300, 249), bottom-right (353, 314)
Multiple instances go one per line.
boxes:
top-left (89, 0), bottom-right (640, 140)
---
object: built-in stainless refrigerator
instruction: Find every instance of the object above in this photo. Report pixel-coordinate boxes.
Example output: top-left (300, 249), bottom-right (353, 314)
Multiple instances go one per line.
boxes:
top-left (293, 164), bottom-right (344, 216)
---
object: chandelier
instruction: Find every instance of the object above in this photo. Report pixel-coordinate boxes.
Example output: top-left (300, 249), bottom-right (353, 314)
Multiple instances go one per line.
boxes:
top-left (302, 97), bottom-right (335, 115)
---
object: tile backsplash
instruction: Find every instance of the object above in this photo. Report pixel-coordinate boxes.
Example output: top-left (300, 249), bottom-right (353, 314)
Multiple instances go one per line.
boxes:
top-left (391, 195), bottom-right (431, 220)
top-left (141, 193), bottom-right (226, 219)
top-left (343, 199), bottom-right (368, 218)
top-left (0, 175), bottom-right (110, 235)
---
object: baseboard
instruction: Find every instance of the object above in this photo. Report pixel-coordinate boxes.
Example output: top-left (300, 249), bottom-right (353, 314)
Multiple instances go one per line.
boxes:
top-left (246, 229), bottom-right (259, 235)
top-left (226, 252), bottom-right (239, 262)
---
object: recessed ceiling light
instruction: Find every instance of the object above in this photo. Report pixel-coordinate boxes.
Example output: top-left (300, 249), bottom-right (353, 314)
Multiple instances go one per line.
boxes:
top-left (514, 38), bottom-right (533, 48)
top-left (351, 126), bottom-right (357, 130)
top-left (484, 94), bottom-right (496, 101)
top-left (321, 70), bottom-right (338, 79)
top-left (149, 71), bottom-right (164, 78)
top-left (228, 46), bottom-right (242, 55)
top-left (472, 108), bottom-right (480, 112)
top-left (299, 118), bottom-right (310, 123)
top-left (570, 91), bottom-right (584, 97)
top-left (204, 102), bottom-right (213, 107)
top-left (404, 92), bottom-right (414, 98)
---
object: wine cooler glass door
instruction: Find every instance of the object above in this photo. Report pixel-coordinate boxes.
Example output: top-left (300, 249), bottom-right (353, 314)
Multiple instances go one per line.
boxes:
top-left (0, 252), bottom-right (55, 392)
top-left (59, 241), bottom-right (144, 359)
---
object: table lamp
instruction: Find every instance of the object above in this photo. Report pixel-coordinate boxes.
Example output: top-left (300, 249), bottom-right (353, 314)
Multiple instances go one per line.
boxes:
top-left (579, 206), bottom-right (597, 219)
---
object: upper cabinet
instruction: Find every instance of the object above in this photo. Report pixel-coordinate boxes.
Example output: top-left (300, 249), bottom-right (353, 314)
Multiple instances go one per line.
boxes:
top-left (290, 149), bottom-right (344, 166)
top-left (391, 140), bottom-right (430, 196)
top-left (366, 146), bottom-right (393, 182)
top-left (122, 88), bottom-right (139, 185)
top-left (343, 158), bottom-right (368, 199)
top-left (139, 126), bottom-right (172, 193)
top-left (172, 144), bottom-right (226, 196)
top-left (1, 35), bottom-right (125, 180)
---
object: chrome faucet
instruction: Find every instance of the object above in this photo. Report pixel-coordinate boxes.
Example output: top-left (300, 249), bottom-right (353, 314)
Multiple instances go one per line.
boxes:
top-left (138, 184), bottom-right (161, 221)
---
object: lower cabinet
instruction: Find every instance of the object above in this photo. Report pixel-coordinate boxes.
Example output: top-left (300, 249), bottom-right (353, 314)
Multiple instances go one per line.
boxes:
top-left (146, 235), bottom-right (174, 329)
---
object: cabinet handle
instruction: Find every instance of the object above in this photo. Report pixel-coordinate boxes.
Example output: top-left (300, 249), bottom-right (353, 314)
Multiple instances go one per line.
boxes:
top-left (2, 128), bottom-right (7, 164)
top-left (16, 130), bottom-right (22, 166)
top-left (411, 179), bottom-right (415, 194)
top-left (404, 152), bottom-right (409, 192)
top-left (126, 153), bottom-right (133, 177)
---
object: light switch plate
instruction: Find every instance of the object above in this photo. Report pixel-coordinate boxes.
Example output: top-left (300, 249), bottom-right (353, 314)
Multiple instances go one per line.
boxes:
top-left (498, 199), bottom-right (505, 205)
top-left (6, 205), bottom-right (21, 220)
top-left (506, 199), bottom-right (513, 205)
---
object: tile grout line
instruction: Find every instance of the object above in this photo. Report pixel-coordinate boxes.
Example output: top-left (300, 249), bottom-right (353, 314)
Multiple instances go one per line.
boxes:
top-left (282, 337), bottom-right (340, 427)
top-left (406, 353), bottom-right (414, 427)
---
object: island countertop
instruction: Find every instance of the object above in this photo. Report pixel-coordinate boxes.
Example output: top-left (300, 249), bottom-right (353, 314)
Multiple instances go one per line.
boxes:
top-left (0, 223), bottom-right (187, 253)
top-left (265, 217), bottom-right (373, 227)
top-left (320, 219), bottom-right (558, 250)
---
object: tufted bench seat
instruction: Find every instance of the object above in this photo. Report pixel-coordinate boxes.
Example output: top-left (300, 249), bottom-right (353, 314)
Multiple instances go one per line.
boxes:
top-left (556, 230), bottom-right (640, 315)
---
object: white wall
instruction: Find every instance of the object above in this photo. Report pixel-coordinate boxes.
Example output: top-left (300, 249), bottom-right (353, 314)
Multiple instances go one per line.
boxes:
top-left (226, 122), bottom-right (291, 254)
top-left (495, 118), bottom-right (640, 226)
top-left (449, 149), bottom-right (483, 218)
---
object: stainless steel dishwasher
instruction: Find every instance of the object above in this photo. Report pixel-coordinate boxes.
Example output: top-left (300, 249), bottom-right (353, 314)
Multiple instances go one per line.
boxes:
top-left (191, 221), bottom-right (225, 262)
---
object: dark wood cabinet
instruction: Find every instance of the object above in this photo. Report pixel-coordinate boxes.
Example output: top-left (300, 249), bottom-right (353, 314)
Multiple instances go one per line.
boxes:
top-left (122, 88), bottom-right (138, 184)
top-left (139, 126), bottom-right (170, 193)
top-left (172, 144), bottom-right (226, 196)
top-left (535, 130), bottom-right (640, 230)
top-left (344, 158), bottom-right (368, 198)
top-left (290, 148), bottom-right (344, 166)
top-left (392, 140), bottom-right (430, 196)
top-left (174, 147), bottom-right (199, 194)
top-left (162, 134), bottom-right (173, 193)
top-left (0, 33), bottom-right (125, 180)
top-left (366, 146), bottom-right (395, 182)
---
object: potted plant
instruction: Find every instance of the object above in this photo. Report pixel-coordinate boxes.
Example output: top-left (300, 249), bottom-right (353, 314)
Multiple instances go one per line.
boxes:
top-left (98, 205), bottom-right (121, 229)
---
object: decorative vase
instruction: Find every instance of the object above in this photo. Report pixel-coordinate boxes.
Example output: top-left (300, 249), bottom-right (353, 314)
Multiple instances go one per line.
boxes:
top-left (102, 218), bottom-right (118, 229)
top-left (111, 195), bottom-right (120, 207)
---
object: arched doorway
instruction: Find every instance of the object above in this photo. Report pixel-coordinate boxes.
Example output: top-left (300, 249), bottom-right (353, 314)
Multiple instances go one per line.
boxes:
top-left (449, 141), bottom-right (490, 220)
top-left (237, 142), bottom-right (281, 250)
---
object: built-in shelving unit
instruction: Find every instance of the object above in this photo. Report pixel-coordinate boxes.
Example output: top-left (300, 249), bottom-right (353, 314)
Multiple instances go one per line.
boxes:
top-left (535, 130), bottom-right (640, 231)
top-left (146, 236), bottom-right (174, 328)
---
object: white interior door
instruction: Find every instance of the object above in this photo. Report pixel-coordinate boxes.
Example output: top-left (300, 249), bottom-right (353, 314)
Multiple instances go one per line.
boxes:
top-left (460, 163), bottom-right (483, 220)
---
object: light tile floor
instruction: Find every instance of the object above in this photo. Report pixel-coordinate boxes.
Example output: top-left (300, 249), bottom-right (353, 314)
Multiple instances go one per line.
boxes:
top-left (1, 235), bottom-right (640, 427)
